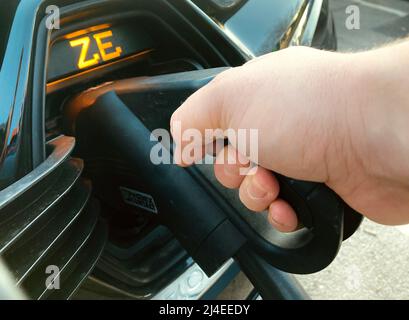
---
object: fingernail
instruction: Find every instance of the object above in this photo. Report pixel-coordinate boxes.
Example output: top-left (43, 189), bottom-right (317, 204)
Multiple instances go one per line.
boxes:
top-left (269, 210), bottom-right (292, 229)
top-left (237, 152), bottom-right (249, 165)
top-left (269, 212), bottom-right (285, 227)
top-left (247, 177), bottom-right (267, 199)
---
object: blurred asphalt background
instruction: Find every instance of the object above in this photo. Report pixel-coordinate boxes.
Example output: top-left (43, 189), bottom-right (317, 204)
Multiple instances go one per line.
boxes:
top-left (220, 0), bottom-right (409, 300)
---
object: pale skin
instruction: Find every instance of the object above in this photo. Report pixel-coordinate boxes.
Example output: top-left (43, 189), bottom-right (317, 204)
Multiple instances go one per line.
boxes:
top-left (170, 42), bottom-right (409, 233)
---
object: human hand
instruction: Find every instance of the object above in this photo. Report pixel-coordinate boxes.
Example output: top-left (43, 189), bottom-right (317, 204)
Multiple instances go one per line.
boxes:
top-left (171, 45), bottom-right (409, 232)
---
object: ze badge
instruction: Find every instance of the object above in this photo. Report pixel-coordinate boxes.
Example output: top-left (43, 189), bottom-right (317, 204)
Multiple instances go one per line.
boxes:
top-left (69, 30), bottom-right (122, 69)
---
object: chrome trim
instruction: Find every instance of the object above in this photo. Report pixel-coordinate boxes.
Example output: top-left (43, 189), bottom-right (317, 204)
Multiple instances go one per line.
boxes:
top-left (0, 0), bottom-right (44, 186)
top-left (84, 260), bottom-right (235, 300)
top-left (289, 2), bottom-right (310, 47)
top-left (185, 0), bottom-right (255, 59)
top-left (84, 275), bottom-right (150, 299)
top-left (152, 259), bottom-right (235, 300)
top-left (290, 0), bottom-right (323, 46)
top-left (0, 135), bottom-right (75, 210)
top-left (187, 0), bottom-right (323, 56)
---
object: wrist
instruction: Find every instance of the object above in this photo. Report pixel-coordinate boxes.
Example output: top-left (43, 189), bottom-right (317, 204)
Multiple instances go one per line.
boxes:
top-left (350, 44), bottom-right (409, 186)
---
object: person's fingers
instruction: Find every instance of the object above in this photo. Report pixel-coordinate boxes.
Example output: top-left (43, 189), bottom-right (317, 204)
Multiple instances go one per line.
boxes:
top-left (268, 199), bottom-right (299, 233)
top-left (170, 68), bottom-right (237, 166)
top-left (238, 167), bottom-right (280, 212)
top-left (214, 145), bottom-right (250, 189)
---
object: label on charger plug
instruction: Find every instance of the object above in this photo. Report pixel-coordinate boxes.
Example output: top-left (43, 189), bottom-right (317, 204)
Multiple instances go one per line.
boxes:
top-left (120, 186), bottom-right (158, 214)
